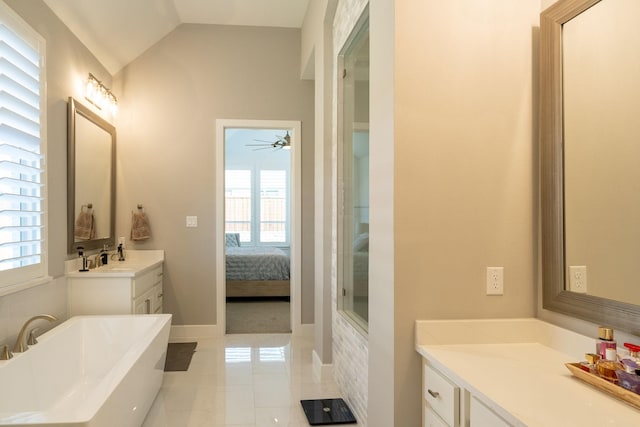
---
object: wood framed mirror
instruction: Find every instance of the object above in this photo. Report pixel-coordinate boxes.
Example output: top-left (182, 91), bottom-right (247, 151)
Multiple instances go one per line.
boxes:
top-left (67, 97), bottom-right (116, 254)
top-left (540, 0), bottom-right (640, 335)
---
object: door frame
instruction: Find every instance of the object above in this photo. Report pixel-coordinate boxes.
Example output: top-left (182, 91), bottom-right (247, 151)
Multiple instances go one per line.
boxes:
top-left (215, 119), bottom-right (302, 334)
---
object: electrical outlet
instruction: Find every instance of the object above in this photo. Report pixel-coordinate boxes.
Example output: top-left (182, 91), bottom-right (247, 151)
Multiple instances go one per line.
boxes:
top-left (569, 265), bottom-right (587, 293)
top-left (486, 267), bottom-right (504, 295)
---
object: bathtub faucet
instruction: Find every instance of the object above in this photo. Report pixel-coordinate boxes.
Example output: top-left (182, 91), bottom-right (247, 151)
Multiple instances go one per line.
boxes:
top-left (12, 314), bottom-right (57, 353)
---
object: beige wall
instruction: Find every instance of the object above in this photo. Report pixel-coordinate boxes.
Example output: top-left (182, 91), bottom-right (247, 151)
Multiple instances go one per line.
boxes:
top-left (0, 0), bottom-right (111, 345)
top-left (113, 24), bottom-right (314, 326)
top-left (392, 1), bottom-right (539, 425)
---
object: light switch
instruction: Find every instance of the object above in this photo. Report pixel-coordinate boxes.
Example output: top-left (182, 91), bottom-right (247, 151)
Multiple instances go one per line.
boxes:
top-left (186, 216), bottom-right (198, 228)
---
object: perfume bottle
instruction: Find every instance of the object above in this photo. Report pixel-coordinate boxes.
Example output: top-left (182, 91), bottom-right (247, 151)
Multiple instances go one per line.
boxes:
top-left (597, 326), bottom-right (616, 360)
top-left (624, 343), bottom-right (640, 363)
top-left (580, 353), bottom-right (600, 374)
top-left (597, 347), bottom-right (622, 383)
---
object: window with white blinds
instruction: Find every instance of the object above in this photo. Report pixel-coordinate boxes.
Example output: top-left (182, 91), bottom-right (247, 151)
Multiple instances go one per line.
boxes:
top-left (0, 3), bottom-right (47, 293)
top-left (225, 168), bottom-right (289, 245)
top-left (259, 170), bottom-right (287, 243)
top-left (225, 169), bottom-right (252, 243)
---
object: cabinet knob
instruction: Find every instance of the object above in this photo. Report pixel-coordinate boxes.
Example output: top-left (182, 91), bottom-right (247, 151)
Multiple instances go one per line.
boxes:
top-left (427, 389), bottom-right (440, 399)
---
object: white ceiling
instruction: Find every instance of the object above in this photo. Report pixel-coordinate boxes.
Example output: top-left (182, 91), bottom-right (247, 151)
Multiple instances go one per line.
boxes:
top-left (44, 0), bottom-right (310, 75)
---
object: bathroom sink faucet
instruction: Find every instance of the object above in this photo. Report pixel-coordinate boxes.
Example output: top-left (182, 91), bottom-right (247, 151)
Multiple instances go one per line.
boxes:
top-left (12, 314), bottom-right (57, 353)
top-left (117, 242), bottom-right (125, 261)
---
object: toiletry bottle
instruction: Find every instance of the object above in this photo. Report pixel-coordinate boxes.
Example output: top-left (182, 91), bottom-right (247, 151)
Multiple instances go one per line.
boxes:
top-left (596, 347), bottom-right (622, 383)
top-left (622, 343), bottom-right (640, 375)
top-left (77, 246), bottom-right (89, 272)
top-left (597, 326), bottom-right (616, 360)
top-left (580, 353), bottom-right (600, 374)
top-left (616, 346), bottom-right (640, 393)
top-left (624, 343), bottom-right (640, 362)
top-left (100, 244), bottom-right (109, 265)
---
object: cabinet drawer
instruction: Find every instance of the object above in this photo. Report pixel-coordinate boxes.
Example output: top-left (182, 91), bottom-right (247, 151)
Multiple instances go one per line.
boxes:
top-left (134, 287), bottom-right (155, 314)
top-left (425, 364), bottom-right (459, 427)
top-left (425, 406), bottom-right (449, 427)
top-left (470, 397), bottom-right (511, 427)
top-left (133, 266), bottom-right (163, 298)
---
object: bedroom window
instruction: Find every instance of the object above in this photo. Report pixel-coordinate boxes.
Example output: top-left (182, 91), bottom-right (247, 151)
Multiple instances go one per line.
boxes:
top-left (224, 128), bottom-right (291, 246)
top-left (225, 169), bottom-right (252, 243)
top-left (337, 9), bottom-right (369, 332)
top-left (259, 169), bottom-right (287, 243)
top-left (0, 2), bottom-right (48, 296)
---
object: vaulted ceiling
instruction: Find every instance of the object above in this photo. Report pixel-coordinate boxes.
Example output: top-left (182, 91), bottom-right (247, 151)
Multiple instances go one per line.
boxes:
top-left (44, 0), bottom-right (310, 74)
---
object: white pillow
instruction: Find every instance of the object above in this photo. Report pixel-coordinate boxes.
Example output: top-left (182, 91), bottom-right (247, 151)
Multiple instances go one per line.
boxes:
top-left (353, 232), bottom-right (369, 252)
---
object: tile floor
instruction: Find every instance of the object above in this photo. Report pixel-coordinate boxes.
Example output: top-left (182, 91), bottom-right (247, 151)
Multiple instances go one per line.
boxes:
top-left (142, 334), bottom-right (361, 427)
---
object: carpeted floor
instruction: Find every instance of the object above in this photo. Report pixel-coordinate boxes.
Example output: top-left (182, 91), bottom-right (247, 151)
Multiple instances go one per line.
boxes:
top-left (226, 298), bottom-right (291, 334)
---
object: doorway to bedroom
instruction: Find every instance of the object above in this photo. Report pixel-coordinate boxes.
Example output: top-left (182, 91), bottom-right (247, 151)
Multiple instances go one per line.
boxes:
top-left (216, 120), bottom-right (301, 334)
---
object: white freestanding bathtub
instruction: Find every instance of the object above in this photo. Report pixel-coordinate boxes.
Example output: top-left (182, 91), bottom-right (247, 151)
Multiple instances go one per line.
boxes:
top-left (0, 314), bottom-right (171, 427)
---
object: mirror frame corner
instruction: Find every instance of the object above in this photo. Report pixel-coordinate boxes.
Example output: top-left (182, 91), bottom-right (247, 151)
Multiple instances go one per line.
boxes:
top-left (67, 97), bottom-right (116, 254)
top-left (540, 0), bottom-right (640, 335)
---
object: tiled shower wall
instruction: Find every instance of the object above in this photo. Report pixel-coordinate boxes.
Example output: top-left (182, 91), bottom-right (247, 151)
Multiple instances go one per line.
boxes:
top-left (333, 310), bottom-right (369, 423)
top-left (332, 0), bottom-right (370, 425)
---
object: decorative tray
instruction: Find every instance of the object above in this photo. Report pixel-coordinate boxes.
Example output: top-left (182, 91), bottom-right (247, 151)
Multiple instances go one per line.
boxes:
top-left (565, 363), bottom-right (640, 409)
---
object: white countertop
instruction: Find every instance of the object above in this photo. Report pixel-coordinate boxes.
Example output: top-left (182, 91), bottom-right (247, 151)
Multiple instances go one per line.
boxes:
top-left (415, 319), bottom-right (640, 426)
top-left (65, 250), bottom-right (164, 278)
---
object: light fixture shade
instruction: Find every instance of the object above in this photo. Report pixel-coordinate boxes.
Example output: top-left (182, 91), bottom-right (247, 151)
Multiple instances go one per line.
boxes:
top-left (84, 73), bottom-right (117, 115)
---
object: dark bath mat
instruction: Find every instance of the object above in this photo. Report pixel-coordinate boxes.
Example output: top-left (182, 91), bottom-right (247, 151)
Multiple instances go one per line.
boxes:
top-left (300, 398), bottom-right (357, 425)
top-left (164, 342), bottom-right (197, 372)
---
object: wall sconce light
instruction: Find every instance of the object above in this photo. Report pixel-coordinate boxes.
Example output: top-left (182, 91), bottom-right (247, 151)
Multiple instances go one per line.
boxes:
top-left (84, 73), bottom-right (117, 115)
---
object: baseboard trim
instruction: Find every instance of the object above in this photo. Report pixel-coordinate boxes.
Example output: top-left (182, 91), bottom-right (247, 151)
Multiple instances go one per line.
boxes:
top-left (312, 349), bottom-right (334, 380)
top-left (293, 322), bottom-right (314, 337)
top-left (170, 324), bottom-right (221, 342)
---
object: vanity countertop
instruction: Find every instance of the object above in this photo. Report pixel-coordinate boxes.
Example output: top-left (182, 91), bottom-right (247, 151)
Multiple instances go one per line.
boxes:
top-left (415, 319), bottom-right (640, 426)
top-left (65, 249), bottom-right (164, 278)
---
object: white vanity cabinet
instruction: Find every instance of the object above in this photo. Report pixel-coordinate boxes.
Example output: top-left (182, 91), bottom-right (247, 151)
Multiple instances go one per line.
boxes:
top-left (469, 397), bottom-right (512, 427)
top-left (422, 359), bottom-right (510, 427)
top-left (416, 319), bottom-right (640, 427)
top-left (68, 265), bottom-right (163, 316)
top-left (422, 362), bottom-right (463, 427)
top-left (132, 265), bottom-right (164, 314)
top-left (66, 250), bottom-right (165, 316)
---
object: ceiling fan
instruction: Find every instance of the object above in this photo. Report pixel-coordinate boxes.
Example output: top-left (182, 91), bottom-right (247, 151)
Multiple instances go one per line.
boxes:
top-left (246, 131), bottom-right (291, 150)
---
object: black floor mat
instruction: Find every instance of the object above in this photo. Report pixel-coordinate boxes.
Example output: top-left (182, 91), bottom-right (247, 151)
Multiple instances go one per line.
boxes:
top-left (300, 398), bottom-right (357, 425)
top-left (164, 342), bottom-right (197, 371)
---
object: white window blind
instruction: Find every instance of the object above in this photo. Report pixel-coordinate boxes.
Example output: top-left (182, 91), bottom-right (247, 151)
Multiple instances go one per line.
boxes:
top-left (259, 170), bottom-right (287, 243)
top-left (225, 169), bottom-right (252, 243)
top-left (225, 168), bottom-right (289, 245)
top-left (0, 3), bottom-right (47, 292)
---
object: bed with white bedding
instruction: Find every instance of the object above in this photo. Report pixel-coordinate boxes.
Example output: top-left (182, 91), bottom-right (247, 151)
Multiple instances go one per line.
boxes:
top-left (225, 234), bottom-right (290, 297)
